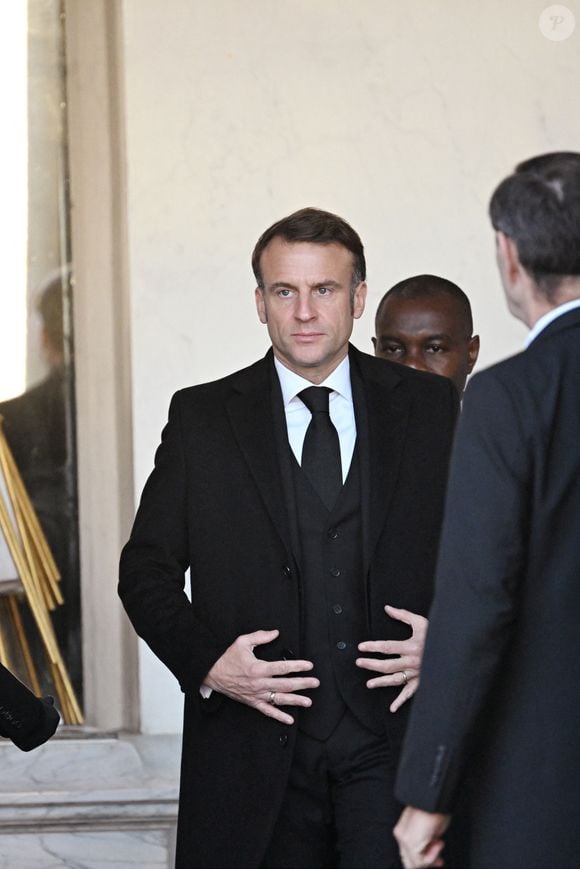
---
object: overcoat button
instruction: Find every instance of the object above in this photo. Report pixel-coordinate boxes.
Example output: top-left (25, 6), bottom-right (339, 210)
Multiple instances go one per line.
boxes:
top-left (282, 565), bottom-right (292, 578)
top-left (279, 734), bottom-right (288, 747)
top-left (336, 641), bottom-right (347, 651)
top-left (332, 604), bottom-right (343, 615)
top-left (327, 527), bottom-right (339, 539)
top-left (330, 568), bottom-right (341, 577)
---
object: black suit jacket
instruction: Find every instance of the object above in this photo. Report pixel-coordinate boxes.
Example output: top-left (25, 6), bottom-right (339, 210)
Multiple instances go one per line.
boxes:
top-left (395, 308), bottom-right (580, 868)
top-left (0, 663), bottom-right (60, 751)
top-left (119, 344), bottom-right (457, 868)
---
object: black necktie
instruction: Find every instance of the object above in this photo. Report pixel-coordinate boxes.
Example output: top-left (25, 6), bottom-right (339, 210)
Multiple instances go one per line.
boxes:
top-left (299, 386), bottom-right (342, 510)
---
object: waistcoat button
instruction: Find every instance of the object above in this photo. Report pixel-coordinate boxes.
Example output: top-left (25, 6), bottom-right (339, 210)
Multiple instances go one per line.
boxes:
top-left (330, 567), bottom-right (341, 577)
top-left (282, 565), bottom-right (292, 578)
top-left (327, 527), bottom-right (339, 539)
top-left (332, 604), bottom-right (343, 615)
top-left (336, 641), bottom-right (347, 651)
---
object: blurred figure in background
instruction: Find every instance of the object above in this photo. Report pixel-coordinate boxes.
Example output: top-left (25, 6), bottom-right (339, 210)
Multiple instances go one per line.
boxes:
top-left (0, 271), bottom-right (81, 700)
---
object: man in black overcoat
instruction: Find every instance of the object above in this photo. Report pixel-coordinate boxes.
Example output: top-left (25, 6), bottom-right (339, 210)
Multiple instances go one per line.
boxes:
top-left (394, 152), bottom-right (580, 869)
top-left (119, 208), bottom-right (458, 868)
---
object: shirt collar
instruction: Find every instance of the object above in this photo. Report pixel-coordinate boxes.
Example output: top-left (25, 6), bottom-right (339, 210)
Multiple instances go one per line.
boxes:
top-left (525, 298), bottom-right (580, 348)
top-left (274, 354), bottom-right (352, 408)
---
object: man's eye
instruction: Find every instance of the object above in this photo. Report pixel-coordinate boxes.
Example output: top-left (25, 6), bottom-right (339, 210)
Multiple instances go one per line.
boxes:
top-left (427, 344), bottom-right (446, 354)
top-left (316, 286), bottom-right (330, 295)
top-left (382, 345), bottom-right (403, 355)
top-left (277, 289), bottom-right (292, 298)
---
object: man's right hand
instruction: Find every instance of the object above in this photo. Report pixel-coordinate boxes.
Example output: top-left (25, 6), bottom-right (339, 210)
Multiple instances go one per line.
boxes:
top-left (203, 629), bottom-right (319, 725)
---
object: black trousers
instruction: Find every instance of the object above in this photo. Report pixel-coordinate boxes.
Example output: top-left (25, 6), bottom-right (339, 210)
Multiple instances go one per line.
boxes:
top-left (261, 710), bottom-right (402, 869)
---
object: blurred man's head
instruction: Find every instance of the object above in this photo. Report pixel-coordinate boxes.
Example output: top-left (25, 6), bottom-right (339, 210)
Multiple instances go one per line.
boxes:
top-left (489, 152), bottom-right (580, 324)
top-left (373, 275), bottom-right (479, 395)
top-left (36, 274), bottom-right (66, 369)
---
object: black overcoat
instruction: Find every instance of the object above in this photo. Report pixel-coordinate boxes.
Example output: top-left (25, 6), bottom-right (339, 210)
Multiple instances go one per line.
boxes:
top-left (396, 308), bottom-right (580, 868)
top-left (119, 345), bottom-right (457, 868)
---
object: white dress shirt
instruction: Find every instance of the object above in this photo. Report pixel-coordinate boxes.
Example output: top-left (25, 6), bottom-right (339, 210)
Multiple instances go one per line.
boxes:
top-left (525, 298), bottom-right (580, 347)
top-left (274, 354), bottom-right (357, 482)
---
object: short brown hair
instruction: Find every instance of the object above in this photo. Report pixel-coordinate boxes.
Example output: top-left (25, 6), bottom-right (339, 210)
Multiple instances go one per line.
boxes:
top-left (252, 207), bottom-right (366, 291)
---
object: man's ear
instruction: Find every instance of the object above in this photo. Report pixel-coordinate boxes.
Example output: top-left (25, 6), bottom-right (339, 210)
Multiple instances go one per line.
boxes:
top-left (371, 336), bottom-right (377, 352)
top-left (255, 287), bottom-right (267, 324)
top-left (467, 335), bottom-right (480, 374)
top-left (352, 282), bottom-right (367, 320)
top-left (496, 231), bottom-right (522, 286)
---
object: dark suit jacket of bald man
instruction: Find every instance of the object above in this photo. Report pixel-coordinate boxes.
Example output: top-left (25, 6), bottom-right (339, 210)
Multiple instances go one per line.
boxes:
top-left (119, 344), bottom-right (458, 868)
top-left (396, 307), bottom-right (580, 868)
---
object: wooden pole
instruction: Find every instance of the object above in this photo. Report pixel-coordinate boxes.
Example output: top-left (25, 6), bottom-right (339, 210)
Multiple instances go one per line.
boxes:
top-left (0, 424), bottom-right (82, 724)
top-left (7, 595), bottom-right (42, 696)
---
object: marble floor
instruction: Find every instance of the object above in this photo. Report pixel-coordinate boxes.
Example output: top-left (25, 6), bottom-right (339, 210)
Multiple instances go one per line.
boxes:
top-left (0, 731), bottom-right (180, 868)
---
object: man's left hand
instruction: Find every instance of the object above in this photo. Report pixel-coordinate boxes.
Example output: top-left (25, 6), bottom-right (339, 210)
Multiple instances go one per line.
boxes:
top-left (356, 605), bottom-right (427, 712)
top-left (394, 806), bottom-right (450, 869)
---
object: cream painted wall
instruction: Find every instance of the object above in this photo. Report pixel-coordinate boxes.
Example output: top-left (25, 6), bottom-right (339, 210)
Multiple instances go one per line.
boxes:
top-left (120, 0), bottom-right (580, 733)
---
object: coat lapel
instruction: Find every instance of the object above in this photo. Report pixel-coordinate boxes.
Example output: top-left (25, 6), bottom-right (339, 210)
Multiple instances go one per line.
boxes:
top-left (226, 351), bottom-right (296, 559)
top-left (227, 346), bottom-right (413, 574)
top-left (350, 347), bottom-right (411, 575)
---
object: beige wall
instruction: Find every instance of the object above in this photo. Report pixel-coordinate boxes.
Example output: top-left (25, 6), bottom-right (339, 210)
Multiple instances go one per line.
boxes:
top-left (118, 0), bottom-right (580, 732)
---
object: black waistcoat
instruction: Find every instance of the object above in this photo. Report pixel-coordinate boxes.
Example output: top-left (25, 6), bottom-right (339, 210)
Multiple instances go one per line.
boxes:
top-left (290, 448), bottom-right (384, 740)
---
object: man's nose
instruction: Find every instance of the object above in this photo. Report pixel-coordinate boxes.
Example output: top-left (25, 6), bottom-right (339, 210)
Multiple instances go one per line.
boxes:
top-left (295, 293), bottom-right (316, 320)
top-left (404, 352), bottom-right (430, 374)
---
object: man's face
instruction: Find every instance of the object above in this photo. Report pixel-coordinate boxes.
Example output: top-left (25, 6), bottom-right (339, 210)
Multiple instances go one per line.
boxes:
top-left (373, 294), bottom-right (479, 394)
top-left (255, 238), bottom-right (367, 383)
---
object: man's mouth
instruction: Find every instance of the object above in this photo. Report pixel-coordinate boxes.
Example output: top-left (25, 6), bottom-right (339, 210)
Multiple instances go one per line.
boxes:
top-left (292, 332), bottom-right (324, 342)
